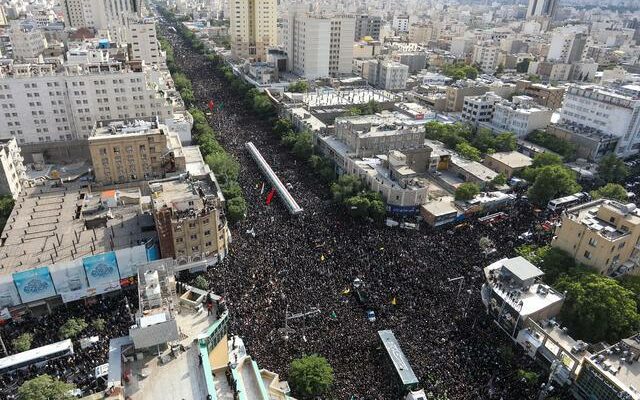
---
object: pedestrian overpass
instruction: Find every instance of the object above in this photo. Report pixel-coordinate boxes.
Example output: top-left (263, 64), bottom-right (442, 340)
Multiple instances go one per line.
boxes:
top-left (245, 142), bottom-right (303, 215)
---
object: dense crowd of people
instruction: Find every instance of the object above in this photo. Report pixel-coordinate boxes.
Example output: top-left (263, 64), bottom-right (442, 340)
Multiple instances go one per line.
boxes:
top-left (0, 292), bottom-right (136, 399)
top-left (0, 18), bottom-right (576, 400)
top-left (158, 22), bottom-right (555, 400)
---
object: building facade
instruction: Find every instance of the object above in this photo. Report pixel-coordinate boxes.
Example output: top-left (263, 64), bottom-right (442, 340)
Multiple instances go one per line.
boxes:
top-left (229, 0), bottom-right (277, 61)
top-left (0, 62), bottom-right (175, 145)
top-left (378, 61), bottom-right (409, 91)
top-left (354, 15), bottom-right (381, 40)
top-left (551, 200), bottom-right (640, 276)
top-left (0, 138), bottom-right (26, 199)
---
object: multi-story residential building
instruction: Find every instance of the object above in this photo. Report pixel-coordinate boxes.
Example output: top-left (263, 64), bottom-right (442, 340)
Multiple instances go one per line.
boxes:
top-left (88, 118), bottom-right (185, 184)
top-left (515, 80), bottom-right (565, 110)
top-left (378, 61), bottom-right (409, 91)
top-left (483, 151), bottom-right (533, 178)
top-left (446, 80), bottom-right (516, 112)
top-left (8, 20), bottom-right (47, 61)
top-left (558, 85), bottom-right (640, 158)
top-left (548, 26), bottom-right (588, 64)
top-left (395, 52), bottom-right (427, 74)
top-left (526, 0), bottom-right (558, 19)
top-left (0, 62), bottom-right (176, 145)
top-left (126, 18), bottom-right (162, 64)
top-left (229, 0), bottom-right (277, 61)
top-left (62, 0), bottom-right (142, 40)
top-left (552, 200), bottom-right (640, 276)
top-left (461, 92), bottom-right (501, 126)
top-left (486, 96), bottom-right (553, 137)
top-left (286, 11), bottom-right (353, 79)
top-left (0, 138), bottom-right (26, 199)
top-left (150, 172), bottom-right (229, 266)
top-left (409, 22), bottom-right (438, 44)
top-left (472, 42), bottom-right (501, 73)
top-left (354, 15), bottom-right (381, 41)
top-left (392, 15), bottom-right (409, 33)
top-left (328, 15), bottom-right (355, 77)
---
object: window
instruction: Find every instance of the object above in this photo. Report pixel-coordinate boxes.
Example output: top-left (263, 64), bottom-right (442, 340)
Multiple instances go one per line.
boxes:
top-left (588, 238), bottom-right (598, 247)
top-left (583, 250), bottom-right (592, 259)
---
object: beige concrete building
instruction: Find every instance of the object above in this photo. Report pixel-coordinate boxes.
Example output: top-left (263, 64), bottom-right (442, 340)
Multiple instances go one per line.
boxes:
top-left (483, 151), bottom-right (533, 178)
top-left (552, 200), bottom-right (640, 276)
top-left (229, 0), bottom-right (277, 61)
top-left (89, 118), bottom-right (184, 185)
top-left (0, 138), bottom-right (26, 199)
top-left (150, 172), bottom-right (229, 266)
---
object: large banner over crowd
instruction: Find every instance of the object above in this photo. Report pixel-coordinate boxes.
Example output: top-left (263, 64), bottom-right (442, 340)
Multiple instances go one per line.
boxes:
top-left (2, 243), bottom-right (157, 307)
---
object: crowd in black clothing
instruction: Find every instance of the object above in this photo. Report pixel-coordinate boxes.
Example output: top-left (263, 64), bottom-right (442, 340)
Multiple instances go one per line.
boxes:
top-left (0, 291), bottom-right (137, 399)
top-left (0, 18), bottom-right (567, 400)
top-left (157, 21), bottom-right (558, 400)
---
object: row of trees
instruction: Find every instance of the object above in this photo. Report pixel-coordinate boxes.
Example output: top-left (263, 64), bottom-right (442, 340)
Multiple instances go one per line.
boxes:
top-left (158, 24), bottom-right (247, 224)
top-left (517, 245), bottom-right (640, 344)
top-left (525, 130), bottom-right (577, 161)
top-left (425, 122), bottom-right (517, 162)
top-left (273, 118), bottom-right (387, 220)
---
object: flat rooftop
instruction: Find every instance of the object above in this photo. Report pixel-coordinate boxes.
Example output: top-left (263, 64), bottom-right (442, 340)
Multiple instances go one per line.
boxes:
top-left (287, 88), bottom-right (398, 108)
top-left (0, 182), bottom-right (156, 274)
top-left (486, 151), bottom-right (532, 169)
top-left (588, 335), bottom-right (640, 400)
top-left (90, 119), bottom-right (164, 140)
top-left (566, 200), bottom-right (640, 241)
top-left (421, 197), bottom-right (458, 217)
top-left (149, 175), bottom-right (219, 211)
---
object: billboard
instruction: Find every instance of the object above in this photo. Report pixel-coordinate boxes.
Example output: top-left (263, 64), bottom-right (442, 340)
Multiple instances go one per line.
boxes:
top-left (13, 267), bottom-right (57, 303)
top-left (49, 259), bottom-right (89, 294)
top-left (83, 252), bottom-right (120, 288)
top-left (115, 245), bottom-right (148, 279)
top-left (0, 274), bottom-right (21, 308)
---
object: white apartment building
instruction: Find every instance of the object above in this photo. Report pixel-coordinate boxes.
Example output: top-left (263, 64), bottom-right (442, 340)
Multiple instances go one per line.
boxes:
top-left (461, 92), bottom-right (502, 126)
top-left (489, 96), bottom-right (553, 137)
top-left (286, 11), bottom-right (354, 79)
top-left (472, 42), bottom-right (501, 73)
top-left (547, 26), bottom-right (588, 63)
top-left (559, 85), bottom-right (640, 158)
top-left (126, 18), bottom-right (162, 64)
top-left (229, 0), bottom-right (277, 61)
top-left (392, 15), bottom-right (409, 33)
top-left (328, 16), bottom-right (355, 77)
top-left (8, 20), bottom-right (47, 61)
top-left (62, 0), bottom-right (142, 40)
top-left (0, 138), bottom-right (26, 199)
top-left (378, 61), bottom-right (409, 91)
top-left (0, 62), bottom-right (175, 145)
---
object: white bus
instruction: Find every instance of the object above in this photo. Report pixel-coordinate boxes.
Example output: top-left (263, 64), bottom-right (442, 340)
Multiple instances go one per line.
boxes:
top-left (547, 192), bottom-right (590, 212)
top-left (0, 339), bottom-right (74, 375)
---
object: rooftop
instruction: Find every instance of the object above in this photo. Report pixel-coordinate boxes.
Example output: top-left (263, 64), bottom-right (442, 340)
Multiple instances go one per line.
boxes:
top-left (566, 200), bottom-right (640, 241)
top-left (149, 174), bottom-right (222, 215)
top-left (89, 118), bottom-right (164, 140)
top-left (420, 197), bottom-right (458, 217)
top-left (0, 182), bottom-right (156, 274)
top-left (285, 88), bottom-right (398, 108)
top-left (587, 334), bottom-right (640, 400)
top-left (486, 151), bottom-right (533, 169)
top-left (502, 256), bottom-right (544, 283)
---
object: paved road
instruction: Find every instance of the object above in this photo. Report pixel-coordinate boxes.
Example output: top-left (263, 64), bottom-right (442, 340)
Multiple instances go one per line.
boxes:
top-left (155, 12), bottom-right (549, 400)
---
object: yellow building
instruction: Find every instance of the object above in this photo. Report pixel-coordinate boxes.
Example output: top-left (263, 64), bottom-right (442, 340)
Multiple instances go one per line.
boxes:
top-left (88, 118), bottom-right (184, 184)
top-left (229, 0), bottom-right (277, 61)
top-left (551, 200), bottom-right (640, 275)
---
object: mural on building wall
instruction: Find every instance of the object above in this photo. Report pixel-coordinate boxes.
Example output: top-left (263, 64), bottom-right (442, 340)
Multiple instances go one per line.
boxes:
top-left (13, 266), bottom-right (57, 303)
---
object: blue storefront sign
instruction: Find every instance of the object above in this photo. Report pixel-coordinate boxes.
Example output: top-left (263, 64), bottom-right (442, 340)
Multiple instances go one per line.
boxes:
top-left (83, 252), bottom-right (121, 288)
top-left (13, 267), bottom-right (57, 303)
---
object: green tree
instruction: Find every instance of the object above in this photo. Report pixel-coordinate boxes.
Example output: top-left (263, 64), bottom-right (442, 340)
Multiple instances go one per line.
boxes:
top-left (205, 152), bottom-right (240, 183)
top-left (222, 181), bottom-right (243, 200)
top-left (18, 375), bottom-right (75, 400)
top-left (193, 275), bottom-right (208, 290)
top-left (490, 173), bottom-right (507, 189)
top-left (12, 333), bottom-right (33, 352)
top-left (330, 175), bottom-right (363, 202)
top-left (345, 195), bottom-right (371, 218)
top-left (291, 132), bottom-right (314, 160)
top-left (527, 165), bottom-right (581, 206)
top-left (455, 182), bottom-right (480, 201)
top-left (517, 246), bottom-right (577, 285)
top-left (91, 318), bottom-right (106, 332)
top-left (591, 183), bottom-right (629, 202)
top-left (555, 272), bottom-right (640, 343)
top-left (516, 59), bottom-right (531, 73)
top-left (226, 196), bottom-right (247, 224)
top-left (597, 153), bottom-right (629, 184)
top-left (527, 74), bottom-right (541, 83)
top-left (273, 118), bottom-right (294, 138)
top-left (531, 152), bottom-right (563, 168)
top-left (455, 142), bottom-right (482, 162)
top-left (0, 195), bottom-right (15, 231)
top-left (526, 131), bottom-right (576, 160)
top-left (289, 354), bottom-right (334, 399)
top-left (494, 132), bottom-right (517, 152)
top-left (516, 370), bottom-right (539, 387)
top-left (173, 72), bottom-right (192, 92)
top-left (59, 318), bottom-right (88, 339)
top-left (288, 81), bottom-right (309, 93)
top-left (368, 198), bottom-right (386, 221)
